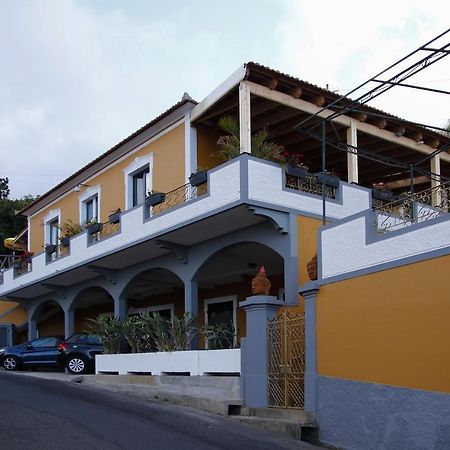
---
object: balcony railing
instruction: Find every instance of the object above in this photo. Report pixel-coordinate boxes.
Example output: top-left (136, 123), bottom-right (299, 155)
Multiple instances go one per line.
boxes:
top-left (13, 256), bottom-right (32, 277)
top-left (0, 255), bottom-right (15, 284)
top-left (373, 182), bottom-right (450, 233)
top-left (150, 182), bottom-right (207, 217)
top-left (285, 173), bottom-right (336, 199)
top-left (88, 220), bottom-right (121, 244)
top-left (45, 243), bottom-right (70, 263)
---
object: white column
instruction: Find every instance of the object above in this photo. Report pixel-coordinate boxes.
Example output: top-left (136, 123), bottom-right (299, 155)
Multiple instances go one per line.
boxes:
top-left (346, 121), bottom-right (358, 183)
top-left (239, 82), bottom-right (251, 154)
top-left (431, 154), bottom-right (442, 207)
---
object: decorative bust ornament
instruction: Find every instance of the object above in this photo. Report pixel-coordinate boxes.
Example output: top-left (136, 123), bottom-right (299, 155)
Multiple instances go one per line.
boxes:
top-left (306, 254), bottom-right (318, 281)
top-left (251, 266), bottom-right (271, 295)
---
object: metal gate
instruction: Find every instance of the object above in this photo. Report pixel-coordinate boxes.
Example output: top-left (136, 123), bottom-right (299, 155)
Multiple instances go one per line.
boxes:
top-left (267, 311), bottom-right (305, 408)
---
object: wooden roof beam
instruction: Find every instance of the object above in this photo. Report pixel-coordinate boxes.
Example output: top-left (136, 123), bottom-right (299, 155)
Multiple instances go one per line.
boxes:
top-left (243, 80), bottom-right (450, 163)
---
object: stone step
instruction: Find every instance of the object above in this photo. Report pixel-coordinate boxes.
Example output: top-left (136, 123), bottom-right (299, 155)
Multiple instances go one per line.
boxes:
top-left (230, 415), bottom-right (306, 440)
top-left (240, 406), bottom-right (313, 422)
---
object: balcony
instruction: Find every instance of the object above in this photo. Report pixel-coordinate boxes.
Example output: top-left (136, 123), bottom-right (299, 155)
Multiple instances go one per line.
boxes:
top-left (0, 155), bottom-right (371, 298)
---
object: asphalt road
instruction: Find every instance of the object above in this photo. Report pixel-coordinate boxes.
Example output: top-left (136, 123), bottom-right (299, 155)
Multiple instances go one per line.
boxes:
top-left (0, 371), bottom-right (319, 450)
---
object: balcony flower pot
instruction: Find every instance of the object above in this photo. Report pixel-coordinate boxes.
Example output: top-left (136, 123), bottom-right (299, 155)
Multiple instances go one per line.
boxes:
top-left (189, 170), bottom-right (207, 187)
top-left (315, 172), bottom-right (340, 188)
top-left (45, 244), bottom-right (57, 255)
top-left (87, 222), bottom-right (103, 234)
top-left (372, 189), bottom-right (393, 202)
top-left (145, 192), bottom-right (166, 207)
top-left (108, 211), bottom-right (121, 225)
top-left (60, 237), bottom-right (71, 247)
top-left (285, 164), bottom-right (308, 179)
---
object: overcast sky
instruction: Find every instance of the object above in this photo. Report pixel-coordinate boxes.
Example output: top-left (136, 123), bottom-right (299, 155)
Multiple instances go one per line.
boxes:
top-left (1, 0), bottom-right (449, 199)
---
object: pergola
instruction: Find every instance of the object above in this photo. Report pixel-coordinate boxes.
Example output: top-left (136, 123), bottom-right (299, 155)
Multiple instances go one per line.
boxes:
top-left (192, 62), bottom-right (450, 195)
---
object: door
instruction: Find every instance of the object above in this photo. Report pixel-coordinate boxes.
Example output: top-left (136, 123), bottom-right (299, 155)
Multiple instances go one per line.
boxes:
top-left (204, 297), bottom-right (236, 349)
top-left (22, 337), bottom-right (62, 365)
top-left (267, 310), bottom-right (305, 408)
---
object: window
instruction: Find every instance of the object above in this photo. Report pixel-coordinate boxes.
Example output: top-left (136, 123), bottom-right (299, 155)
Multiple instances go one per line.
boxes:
top-left (48, 218), bottom-right (59, 245)
top-left (85, 196), bottom-right (97, 223)
top-left (78, 185), bottom-right (101, 225)
top-left (124, 154), bottom-right (153, 209)
top-left (128, 304), bottom-right (174, 320)
top-left (132, 167), bottom-right (150, 207)
top-left (43, 209), bottom-right (61, 255)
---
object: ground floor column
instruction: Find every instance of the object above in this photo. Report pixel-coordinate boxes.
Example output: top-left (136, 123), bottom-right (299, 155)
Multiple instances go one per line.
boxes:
top-left (184, 279), bottom-right (199, 349)
top-left (28, 314), bottom-right (37, 340)
top-left (64, 308), bottom-right (74, 339)
top-left (114, 296), bottom-right (128, 321)
top-left (240, 295), bottom-right (284, 408)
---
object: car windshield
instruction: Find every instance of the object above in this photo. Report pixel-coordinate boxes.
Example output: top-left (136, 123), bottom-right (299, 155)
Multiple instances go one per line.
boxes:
top-left (66, 334), bottom-right (101, 345)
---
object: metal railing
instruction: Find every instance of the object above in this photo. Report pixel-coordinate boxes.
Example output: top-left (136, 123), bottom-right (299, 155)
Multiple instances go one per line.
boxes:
top-left (150, 182), bottom-right (207, 217)
top-left (373, 182), bottom-right (450, 233)
top-left (0, 255), bottom-right (15, 284)
top-left (88, 221), bottom-right (121, 244)
top-left (13, 256), bottom-right (32, 277)
top-left (45, 243), bottom-right (70, 262)
top-left (285, 173), bottom-right (336, 199)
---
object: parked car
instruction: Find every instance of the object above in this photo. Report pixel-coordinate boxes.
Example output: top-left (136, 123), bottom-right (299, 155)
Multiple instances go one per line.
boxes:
top-left (57, 333), bottom-right (104, 374)
top-left (0, 336), bottom-right (64, 371)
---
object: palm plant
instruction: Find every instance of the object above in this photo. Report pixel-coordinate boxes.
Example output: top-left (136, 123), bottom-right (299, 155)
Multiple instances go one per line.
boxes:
top-left (86, 315), bottom-right (123, 354)
top-left (216, 115), bottom-right (284, 163)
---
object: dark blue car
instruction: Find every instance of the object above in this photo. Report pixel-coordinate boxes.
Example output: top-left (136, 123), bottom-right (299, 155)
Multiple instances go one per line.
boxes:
top-left (0, 336), bottom-right (64, 371)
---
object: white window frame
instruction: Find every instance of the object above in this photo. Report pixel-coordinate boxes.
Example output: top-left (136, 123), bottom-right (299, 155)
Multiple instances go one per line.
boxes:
top-left (124, 153), bottom-right (153, 210)
top-left (203, 295), bottom-right (237, 349)
top-left (128, 303), bottom-right (174, 320)
top-left (43, 209), bottom-right (61, 245)
top-left (78, 185), bottom-right (101, 225)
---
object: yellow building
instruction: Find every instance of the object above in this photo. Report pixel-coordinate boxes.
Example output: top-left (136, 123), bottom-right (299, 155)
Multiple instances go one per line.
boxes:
top-left (1, 62), bottom-right (449, 449)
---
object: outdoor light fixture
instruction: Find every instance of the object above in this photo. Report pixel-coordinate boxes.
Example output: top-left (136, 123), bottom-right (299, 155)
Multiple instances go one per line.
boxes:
top-left (74, 183), bottom-right (90, 192)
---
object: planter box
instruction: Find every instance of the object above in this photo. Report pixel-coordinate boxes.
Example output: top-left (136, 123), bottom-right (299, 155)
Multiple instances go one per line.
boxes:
top-left (45, 244), bottom-right (57, 255)
top-left (189, 171), bottom-right (207, 187)
top-left (60, 237), bottom-right (71, 247)
top-left (108, 212), bottom-right (121, 225)
top-left (372, 189), bottom-right (393, 202)
top-left (87, 222), bottom-right (103, 234)
top-left (315, 172), bottom-right (340, 188)
top-left (286, 164), bottom-right (308, 179)
top-left (145, 192), bottom-right (166, 207)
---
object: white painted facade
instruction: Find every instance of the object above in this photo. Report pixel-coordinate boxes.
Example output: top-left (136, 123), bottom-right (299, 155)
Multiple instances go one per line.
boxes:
top-left (96, 349), bottom-right (241, 376)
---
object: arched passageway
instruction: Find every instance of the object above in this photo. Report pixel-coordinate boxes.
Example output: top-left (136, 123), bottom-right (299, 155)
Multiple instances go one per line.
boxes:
top-left (194, 242), bottom-right (284, 348)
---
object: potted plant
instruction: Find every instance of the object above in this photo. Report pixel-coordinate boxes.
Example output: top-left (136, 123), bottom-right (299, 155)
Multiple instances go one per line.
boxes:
top-left (108, 208), bottom-right (121, 224)
top-left (315, 170), bottom-right (340, 188)
top-left (216, 115), bottom-right (284, 163)
top-left (283, 152), bottom-right (309, 178)
top-left (45, 244), bottom-right (57, 255)
top-left (86, 219), bottom-right (103, 234)
top-left (145, 190), bottom-right (166, 207)
top-left (59, 220), bottom-right (83, 247)
top-left (189, 168), bottom-right (207, 187)
top-left (371, 182), bottom-right (393, 202)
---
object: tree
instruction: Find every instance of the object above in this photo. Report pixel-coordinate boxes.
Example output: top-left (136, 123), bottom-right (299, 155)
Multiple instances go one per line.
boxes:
top-left (0, 177), bottom-right (9, 200)
top-left (0, 195), bottom-right (38, 253)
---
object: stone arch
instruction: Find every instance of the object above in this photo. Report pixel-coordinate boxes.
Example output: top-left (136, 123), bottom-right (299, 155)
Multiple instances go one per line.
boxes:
top-left (67, 285), bottom-right (115, 334)
top-left (119, 267), bottom-right (185, 320)
top-left (192, 240), bottom-right (285, 348)
top-left (30, 298), bottom-right (65, 338)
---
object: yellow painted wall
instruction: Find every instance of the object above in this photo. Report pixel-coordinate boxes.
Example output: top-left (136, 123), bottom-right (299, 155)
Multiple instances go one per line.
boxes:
top-left (316, 254), bottom-right (450, 394)
top-left (196, 125), bottom-right (222, 170)
top-left (29, 123), bottom-right (185, 253)
top-left (280, 215), bottom-right (322, 315)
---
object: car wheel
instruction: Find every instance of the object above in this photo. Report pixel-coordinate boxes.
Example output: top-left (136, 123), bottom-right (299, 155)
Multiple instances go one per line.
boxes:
top-left (66, 356), bottom-right (89, 374)
top-left (3, 356), bottom-right (20, 371)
